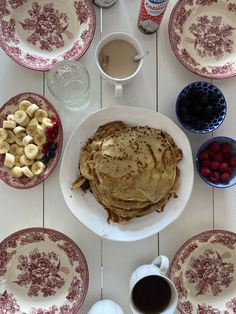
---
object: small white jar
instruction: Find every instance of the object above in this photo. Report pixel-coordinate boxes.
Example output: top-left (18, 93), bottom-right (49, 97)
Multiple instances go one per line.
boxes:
top-left (88, 299), bottom-right (124, 314)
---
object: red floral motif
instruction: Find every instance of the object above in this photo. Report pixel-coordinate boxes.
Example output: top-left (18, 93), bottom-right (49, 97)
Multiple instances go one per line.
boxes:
top-left (29, 305), bottom-right (58, 314)
top-left (196, 0), bottom-right (217, 5)
top-left (186, 248), bottom-right (234, 296)
top-left (13, 249), bottom-right (68, 297)
top-left (197, 303), bottom-right (221, 314)
top-left (19, 231), bottom-right (45, 245)
top-left (0, 290), bottom-right (20, 314)
top-left (0, 2), bottom-right (9, 18)
top-left (66, 277), bottom-right (82, 302)
top-left (211, 234), bottom-right (236, 249)
top-left (74, 1), bottom-right (89, 24)
top-left (8, 0), bottom-right (27, 9)
top-left (172, 272), bottom-right (187, 298)
top-left (1, 18), bottom-right (18, 44)
top-left (57, 243), bottom-right (80, 266)
top-left (179, 301), bottom-right (193, 313)
top-left (180, 242), bottom-right (199, 263)
top-left (198, 233), bottom-right (213, 243)
top-left (189, 15), bottom-right (235, 60)
top-left (226, 297), bottom-right (236, 312)
top-left (228, 2), bottom-right (236, 12)
top-left (173, 7), bottom-right (192, 33)
top-left (180, 48), bottom-right (200, 67)
top-left (19, 2), bottom-right (69, 52)
top-left (0, 250), bottom-right (16, 276)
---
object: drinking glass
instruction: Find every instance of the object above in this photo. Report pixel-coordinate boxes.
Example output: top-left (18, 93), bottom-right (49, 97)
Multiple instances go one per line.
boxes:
top-left (47, 60), bottom-right (90, 111)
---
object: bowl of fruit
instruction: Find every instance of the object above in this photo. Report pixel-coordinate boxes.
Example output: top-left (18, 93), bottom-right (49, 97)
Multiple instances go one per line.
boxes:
top-left (0, 93), bottom-right (63, 189)
top-left (196, 136), bottom-right (236, 188)
top-left (176, 81), bottom-right (227, 133)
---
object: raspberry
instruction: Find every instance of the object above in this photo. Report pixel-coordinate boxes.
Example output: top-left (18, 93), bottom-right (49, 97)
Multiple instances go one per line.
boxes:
top-left (219, 162), bottom-right (230, 173)
top-left (201, 159), bottom-right (211, 167)
top-left (209, 171), bottom-right (220, 183)
top-left (200, 167), bottom-right (211, 177)
top-left (229, 155), bottom-right (236, 167)
top-left (214, 152), bottom-right (223, 162)
top-left (220, 173), bottom-right (231, 183)
top-left (221, 143), bottom-right (232, 153)
top-left (222, 152), bottom-right (231, 161)
top-left (210, 161), bottom-right (220, 170)
top-left (199, 150), bottom-right (209, 161)
top-left (208, 142), bottom-right (221, 153)
top-left (207, 149), bottom-right (215, 159)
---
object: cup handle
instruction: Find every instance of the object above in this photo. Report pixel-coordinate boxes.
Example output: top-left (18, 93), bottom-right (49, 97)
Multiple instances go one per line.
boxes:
top-left (114, 82), bottom-right (123, 97)
top-left (151, 255), bottom-right (169, 275)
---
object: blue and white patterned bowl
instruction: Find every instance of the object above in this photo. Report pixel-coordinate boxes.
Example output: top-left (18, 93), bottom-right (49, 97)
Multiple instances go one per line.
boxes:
top-left (176, 81), bottom-right (227, 134)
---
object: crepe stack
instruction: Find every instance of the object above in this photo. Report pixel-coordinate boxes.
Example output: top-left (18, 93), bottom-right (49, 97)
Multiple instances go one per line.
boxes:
top-left (72, 121), bottom-right (183, 224)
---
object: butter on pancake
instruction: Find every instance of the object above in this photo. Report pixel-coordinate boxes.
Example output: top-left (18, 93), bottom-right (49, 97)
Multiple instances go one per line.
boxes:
top-left (72, 121), bottom-right (183, 224)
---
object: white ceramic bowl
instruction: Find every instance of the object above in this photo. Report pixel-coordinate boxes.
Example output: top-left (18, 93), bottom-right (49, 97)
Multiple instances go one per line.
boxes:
top-left (60, 106), bottom-right (194, 241)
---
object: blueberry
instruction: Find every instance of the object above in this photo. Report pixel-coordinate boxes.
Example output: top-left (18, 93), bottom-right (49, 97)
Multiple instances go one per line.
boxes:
top-left (48, 143), bottom-right (57, 151)
top-left (194, 120), bottom-right (205, 130)
top-left (205, 105), bottom-right (214, 116)
top-left (192, 105), bottom-right (203, 116)
top-left (46, 150), bottom-right (56, 159)
top-left (41, 156), bottom-right (50, 164)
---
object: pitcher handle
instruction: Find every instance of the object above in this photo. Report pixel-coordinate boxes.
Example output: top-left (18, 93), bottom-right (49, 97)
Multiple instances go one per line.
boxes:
top-left (151, 255), bottom-right (169, 275)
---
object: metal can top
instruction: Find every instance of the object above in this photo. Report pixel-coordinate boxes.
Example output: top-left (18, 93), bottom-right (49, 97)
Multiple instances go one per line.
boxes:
top-left (93, 0), bottom-right (118, 8)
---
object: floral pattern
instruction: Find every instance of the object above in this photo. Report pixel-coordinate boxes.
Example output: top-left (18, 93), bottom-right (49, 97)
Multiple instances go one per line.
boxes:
top-left (0, 228), bottom-right (89, 313)
top-left (211, 233), bottom-right (236, 249)
top-left (226, 297), bottom-right (236, 312)
top-left (13, 249), bottom-right (67, 297)
top-left (0, 0), bottom-right (95, 71)
top-left (0, 291), bottom-right (20, 313)
top-left (19, 2), bottom-right (69, 52)
top-left (189, 15), bottom-right (235, 60)
top-left (197, 303), bottom-right (221, 314)
top-left (169, 0), bottom-right (236, 78)
top-left (186, 248), bottom-right (234, 296)
top-left (0, 250), bottom-right (16, 276)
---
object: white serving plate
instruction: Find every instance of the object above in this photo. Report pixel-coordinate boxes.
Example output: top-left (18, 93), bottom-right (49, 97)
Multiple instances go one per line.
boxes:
top-left (60, 106), bottom-right (194, 242)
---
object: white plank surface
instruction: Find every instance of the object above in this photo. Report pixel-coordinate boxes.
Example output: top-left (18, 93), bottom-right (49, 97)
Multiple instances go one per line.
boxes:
top-left (0, 1), bottom-right (235, 314)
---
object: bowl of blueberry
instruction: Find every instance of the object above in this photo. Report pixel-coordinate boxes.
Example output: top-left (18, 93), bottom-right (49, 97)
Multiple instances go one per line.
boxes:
top-left (176, 81), bottom-right (227, 133)
top-left (196, 136), bottom-right (236, 188)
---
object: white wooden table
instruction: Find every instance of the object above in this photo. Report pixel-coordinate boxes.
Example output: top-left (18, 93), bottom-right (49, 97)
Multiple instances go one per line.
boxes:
top-left (0, 1), bottom-right (236, 313)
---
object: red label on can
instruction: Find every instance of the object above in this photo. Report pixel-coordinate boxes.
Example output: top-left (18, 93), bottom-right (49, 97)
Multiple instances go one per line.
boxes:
top-left (138, 0), bottom-right (169, 25)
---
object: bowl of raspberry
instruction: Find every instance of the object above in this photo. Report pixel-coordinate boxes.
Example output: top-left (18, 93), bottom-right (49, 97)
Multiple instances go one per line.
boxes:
top-left (176, 81), bottom-right (227, 134)
top-left (196, 136), bottom-right (236, 188)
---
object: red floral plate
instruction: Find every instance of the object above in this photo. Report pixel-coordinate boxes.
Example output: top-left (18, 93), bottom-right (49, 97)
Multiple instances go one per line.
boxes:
top-left (0, 227), bottom-right (89, 314)
top-left (169, 0), bottom-right (236, 79)
top-left (0, 0), bottom-right (96, 71)
top-left (0, 93), bottom-right (63, 189)
top-left (169, 230), bottom-right (236, 314)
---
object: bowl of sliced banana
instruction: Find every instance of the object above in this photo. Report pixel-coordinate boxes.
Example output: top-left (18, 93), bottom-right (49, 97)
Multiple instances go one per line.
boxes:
top-left (0, 93), bottom-right (63, 189)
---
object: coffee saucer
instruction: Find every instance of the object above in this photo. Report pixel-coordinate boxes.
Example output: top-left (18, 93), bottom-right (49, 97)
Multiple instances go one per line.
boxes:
top-left (169, 230), bottom-right (236, 313)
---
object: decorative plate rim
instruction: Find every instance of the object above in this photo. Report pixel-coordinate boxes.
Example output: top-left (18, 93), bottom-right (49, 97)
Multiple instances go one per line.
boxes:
top-left (0, 0), bottom-right (96, 72)
top-left (0, 226), bottom-right (89, 314)
top-left (169, 229), bottom-right (236, 314)
top-left (168, 0), bottom-right (236, 79)
top-left (0, 92), bottom-right (63, 189)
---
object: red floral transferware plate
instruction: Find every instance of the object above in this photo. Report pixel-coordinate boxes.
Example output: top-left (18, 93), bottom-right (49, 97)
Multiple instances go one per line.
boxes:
top-left (169, 230), bottom-right (236, 314)
top-left (0, 227), bottom-right (89, 314)
top-left (0, 0), bottom-right (96, 71)
top-left (0, 93), bottom-right (63, 189)
top-left (169, 0), bottom-right (236, 79)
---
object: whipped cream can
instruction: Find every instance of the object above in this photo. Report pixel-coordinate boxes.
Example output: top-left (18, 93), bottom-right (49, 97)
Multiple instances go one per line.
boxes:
top-left (138, 0), bottom-right (169, 34)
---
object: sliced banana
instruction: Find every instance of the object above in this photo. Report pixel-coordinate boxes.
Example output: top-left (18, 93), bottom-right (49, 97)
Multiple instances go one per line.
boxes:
top-left (0, 141), bottom-right (10, 154)
top-left (22, 135), bottom-right (33, 146)
top-left (24, 144), bottom-right (39, 159)
top-left (19, 100), bottom-right (32, 112)
top-left (31, 161), bottom-right (45, 175)
top-left (20, 115), bottom-right (30, 127)
top-left (26, 125), bottom-right (37, 137)
top-left (16, 146), bottom-right (24, 156)
top-left (13, 126), bottom-right (25, 134)
top-left (20, 154), bottom-right (34, 166)
top-left (34, 133), bottom-right (46, 146)
top-left (7, 114), bottom-right (15, 121)
top-left (26, 104), bottom-right (39, 117)
top-left (15, 132), bottom-right (26, 146)
top-left (6, 130), bottom-right (15, 144)
top-left (35, 109), bottom-right (48, 123)
top-left (14, 110), bottom-right (28, 125)
top-left (42, 117), bottom-right (53, 129)
top-left (4, 153), bottom-right (15, 168)
top-left (11, 166), bottom-right (23, 177)
top-left (3, 120), bottom-right (16, 129)
top-left (36, 151), bottom-right (44, 160)
top-left (36, 125), bottom-right (45, 135)
top-left (0, 128), bottom-right (8, 141)
top-left (14, 156), bottom-right (23, 167)
top-left (9, 144), bottom-right (19, 155)
top-left (28, 117), bottom-right (39, 126)
top-left (21, 166), bottom-right (34, 178)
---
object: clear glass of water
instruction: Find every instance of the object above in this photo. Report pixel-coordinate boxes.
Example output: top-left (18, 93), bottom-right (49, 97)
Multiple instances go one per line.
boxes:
top-left (47, 60), bottom-right (90, 111)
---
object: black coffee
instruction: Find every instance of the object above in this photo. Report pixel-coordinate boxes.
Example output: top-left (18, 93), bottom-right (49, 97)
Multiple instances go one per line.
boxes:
top-left (131, 275), bottom-right (172, 313)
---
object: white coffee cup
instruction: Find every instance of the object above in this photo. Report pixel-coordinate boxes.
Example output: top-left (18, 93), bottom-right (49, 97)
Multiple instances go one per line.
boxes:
top-left (129, 256), bottom-right (178, 314)
top-left (95, 32), bottom-right (144, 97)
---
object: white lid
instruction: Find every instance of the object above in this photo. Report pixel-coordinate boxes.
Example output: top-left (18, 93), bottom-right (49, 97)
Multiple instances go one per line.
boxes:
top-left (88, 299), bottom-right (124, 314)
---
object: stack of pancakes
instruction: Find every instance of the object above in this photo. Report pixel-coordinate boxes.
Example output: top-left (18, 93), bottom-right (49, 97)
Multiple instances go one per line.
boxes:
top-left (72, 121), bottom-right (183, 224)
